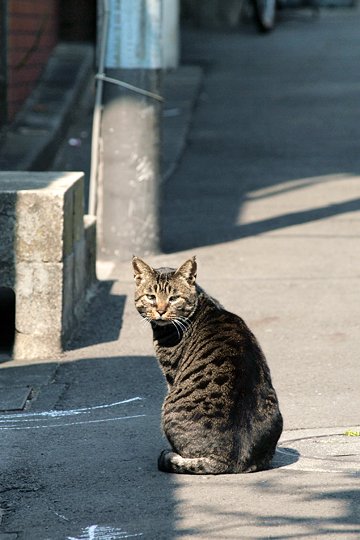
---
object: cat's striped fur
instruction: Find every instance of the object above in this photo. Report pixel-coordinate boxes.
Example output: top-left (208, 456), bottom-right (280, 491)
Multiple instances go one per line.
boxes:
top-left (133, 256), bottom-right (283, 474)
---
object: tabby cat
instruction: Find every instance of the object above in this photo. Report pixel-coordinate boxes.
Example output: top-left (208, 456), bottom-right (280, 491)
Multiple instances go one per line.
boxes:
top-left (133, 256), bottom-right (283, 474)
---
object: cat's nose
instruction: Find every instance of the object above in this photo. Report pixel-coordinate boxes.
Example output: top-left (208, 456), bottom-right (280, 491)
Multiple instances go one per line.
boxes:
top-left (157, 309), bottom-right (166, 316)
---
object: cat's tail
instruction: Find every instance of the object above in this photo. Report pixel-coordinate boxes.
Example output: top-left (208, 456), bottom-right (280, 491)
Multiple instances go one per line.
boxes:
top-left (158, 450), bottom-right (232, 474)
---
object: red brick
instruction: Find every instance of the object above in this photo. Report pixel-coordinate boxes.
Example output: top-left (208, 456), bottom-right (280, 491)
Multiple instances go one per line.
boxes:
top-left (6, 0), bottom-right (59, 120)
top-left (9, 0), bottom-right (57, 17)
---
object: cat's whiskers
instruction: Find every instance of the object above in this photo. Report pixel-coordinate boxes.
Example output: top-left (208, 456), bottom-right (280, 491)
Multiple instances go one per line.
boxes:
top-left (172, 317), bottom-right (191, 335)
top-left (174, 319), bottom-right (186, 337)
top-left (177, 316), bottom-right (192, 332)
top-left (138, 314), bottom-right (152, 331)
top-left (174, 320), bottom-right (187, 334)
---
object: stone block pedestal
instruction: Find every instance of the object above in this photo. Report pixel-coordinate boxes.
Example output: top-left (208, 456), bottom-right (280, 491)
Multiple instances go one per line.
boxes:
top-left (0, 172), bottom-right (97, 360)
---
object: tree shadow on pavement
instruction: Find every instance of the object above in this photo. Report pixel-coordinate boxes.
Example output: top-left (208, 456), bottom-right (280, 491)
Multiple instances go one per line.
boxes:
top-left (171, 473), bottom-right (360, 538)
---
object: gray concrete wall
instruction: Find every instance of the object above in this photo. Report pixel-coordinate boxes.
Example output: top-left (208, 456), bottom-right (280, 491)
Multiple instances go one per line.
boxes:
top-left (0, 171), bottom-right (97, 361)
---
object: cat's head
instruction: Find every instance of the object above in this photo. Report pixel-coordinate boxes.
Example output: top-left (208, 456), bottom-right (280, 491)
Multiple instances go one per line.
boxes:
top-left (132, 256), bottom-right (198, 325)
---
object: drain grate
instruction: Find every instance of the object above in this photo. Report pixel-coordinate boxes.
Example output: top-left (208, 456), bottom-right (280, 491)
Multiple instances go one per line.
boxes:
top-left (275, 428), bottom-right (360, 473)
top-left (0, 386), bottom-right (32, 412)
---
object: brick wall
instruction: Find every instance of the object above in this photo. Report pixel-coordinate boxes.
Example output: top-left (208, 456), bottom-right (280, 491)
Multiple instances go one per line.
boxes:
top-left (7, 0), bottom-right (59, 121)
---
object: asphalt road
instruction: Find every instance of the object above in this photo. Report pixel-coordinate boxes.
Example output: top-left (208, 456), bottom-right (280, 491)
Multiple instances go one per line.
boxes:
top-left (1, 6), bottom-right (360, 540)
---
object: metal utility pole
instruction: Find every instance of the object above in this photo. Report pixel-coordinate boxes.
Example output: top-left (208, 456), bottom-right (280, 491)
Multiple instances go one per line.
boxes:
top-left (95, 0), bottom-right (163, 260)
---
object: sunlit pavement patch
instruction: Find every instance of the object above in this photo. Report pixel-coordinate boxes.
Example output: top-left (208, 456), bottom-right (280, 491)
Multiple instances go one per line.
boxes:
top-left (274, 426), bottom-right (360, 474)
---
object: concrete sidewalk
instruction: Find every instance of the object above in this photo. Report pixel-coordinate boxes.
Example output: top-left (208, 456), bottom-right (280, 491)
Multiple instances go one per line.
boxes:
top-left (1, 6), bottom-right (360, 539)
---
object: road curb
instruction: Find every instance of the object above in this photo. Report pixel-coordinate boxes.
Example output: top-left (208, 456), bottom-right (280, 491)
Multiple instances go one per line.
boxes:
top-left (0, 43), bottom-right (93, 172)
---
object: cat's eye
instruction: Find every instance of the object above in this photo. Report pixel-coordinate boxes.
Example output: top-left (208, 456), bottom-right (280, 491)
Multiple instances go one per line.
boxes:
top-left (145, 294), bottom-right (156, 302)
top-left (169, 295), bottom-right (180, 303)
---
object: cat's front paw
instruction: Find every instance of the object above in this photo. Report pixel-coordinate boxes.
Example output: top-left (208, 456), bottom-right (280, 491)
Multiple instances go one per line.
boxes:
top-left (158, 449), bottom-right (176, 472)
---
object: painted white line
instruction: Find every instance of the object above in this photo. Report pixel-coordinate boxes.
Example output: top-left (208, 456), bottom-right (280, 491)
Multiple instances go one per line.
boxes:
top-left (67, 524), bottom-right (143, 540)
top-left (0, 414), bottom-right (146, 431)
top-left (0, 397), bottom-right (143, 422)
top-left (0, 397), bottom-right (146, 431)
top-left (54, 511), bottom-right (70, 522)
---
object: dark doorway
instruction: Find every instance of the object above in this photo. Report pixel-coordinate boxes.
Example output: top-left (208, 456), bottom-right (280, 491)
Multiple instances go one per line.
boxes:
top-left (0, 287), bottom-right (15, 359)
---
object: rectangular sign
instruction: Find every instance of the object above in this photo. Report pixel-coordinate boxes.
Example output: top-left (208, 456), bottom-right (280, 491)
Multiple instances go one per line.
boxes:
top-left (106, 0), bottom-right (162, 69)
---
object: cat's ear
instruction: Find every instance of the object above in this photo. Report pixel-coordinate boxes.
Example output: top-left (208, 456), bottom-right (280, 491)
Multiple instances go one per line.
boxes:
top-left (175, 256), bottom-right (197, 285)
top-left (132, 256), bottom-right (154, 285)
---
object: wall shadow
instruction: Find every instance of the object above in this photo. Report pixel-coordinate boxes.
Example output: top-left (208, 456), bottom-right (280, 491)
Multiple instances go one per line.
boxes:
top-left (0, 355), bottom-right (178, 539)
top-left (161, 176), bottom-right (360, 253)
top-left (65, 280), bottom-right (126, 350)
top-left (160, 21), bottom-right (360, 253)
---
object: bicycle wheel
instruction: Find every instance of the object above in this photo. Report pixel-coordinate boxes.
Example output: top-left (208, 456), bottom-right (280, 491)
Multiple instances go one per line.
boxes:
top-left (253, 0), bottom-right (276, 32)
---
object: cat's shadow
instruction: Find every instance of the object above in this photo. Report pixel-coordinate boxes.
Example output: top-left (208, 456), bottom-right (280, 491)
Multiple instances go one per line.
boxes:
top-left (271, 446), bottom-right (300, 470)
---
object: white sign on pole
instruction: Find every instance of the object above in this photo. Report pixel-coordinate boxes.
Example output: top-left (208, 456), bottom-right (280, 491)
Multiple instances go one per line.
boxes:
top-left (106, 0), bottom-right (162, 69)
